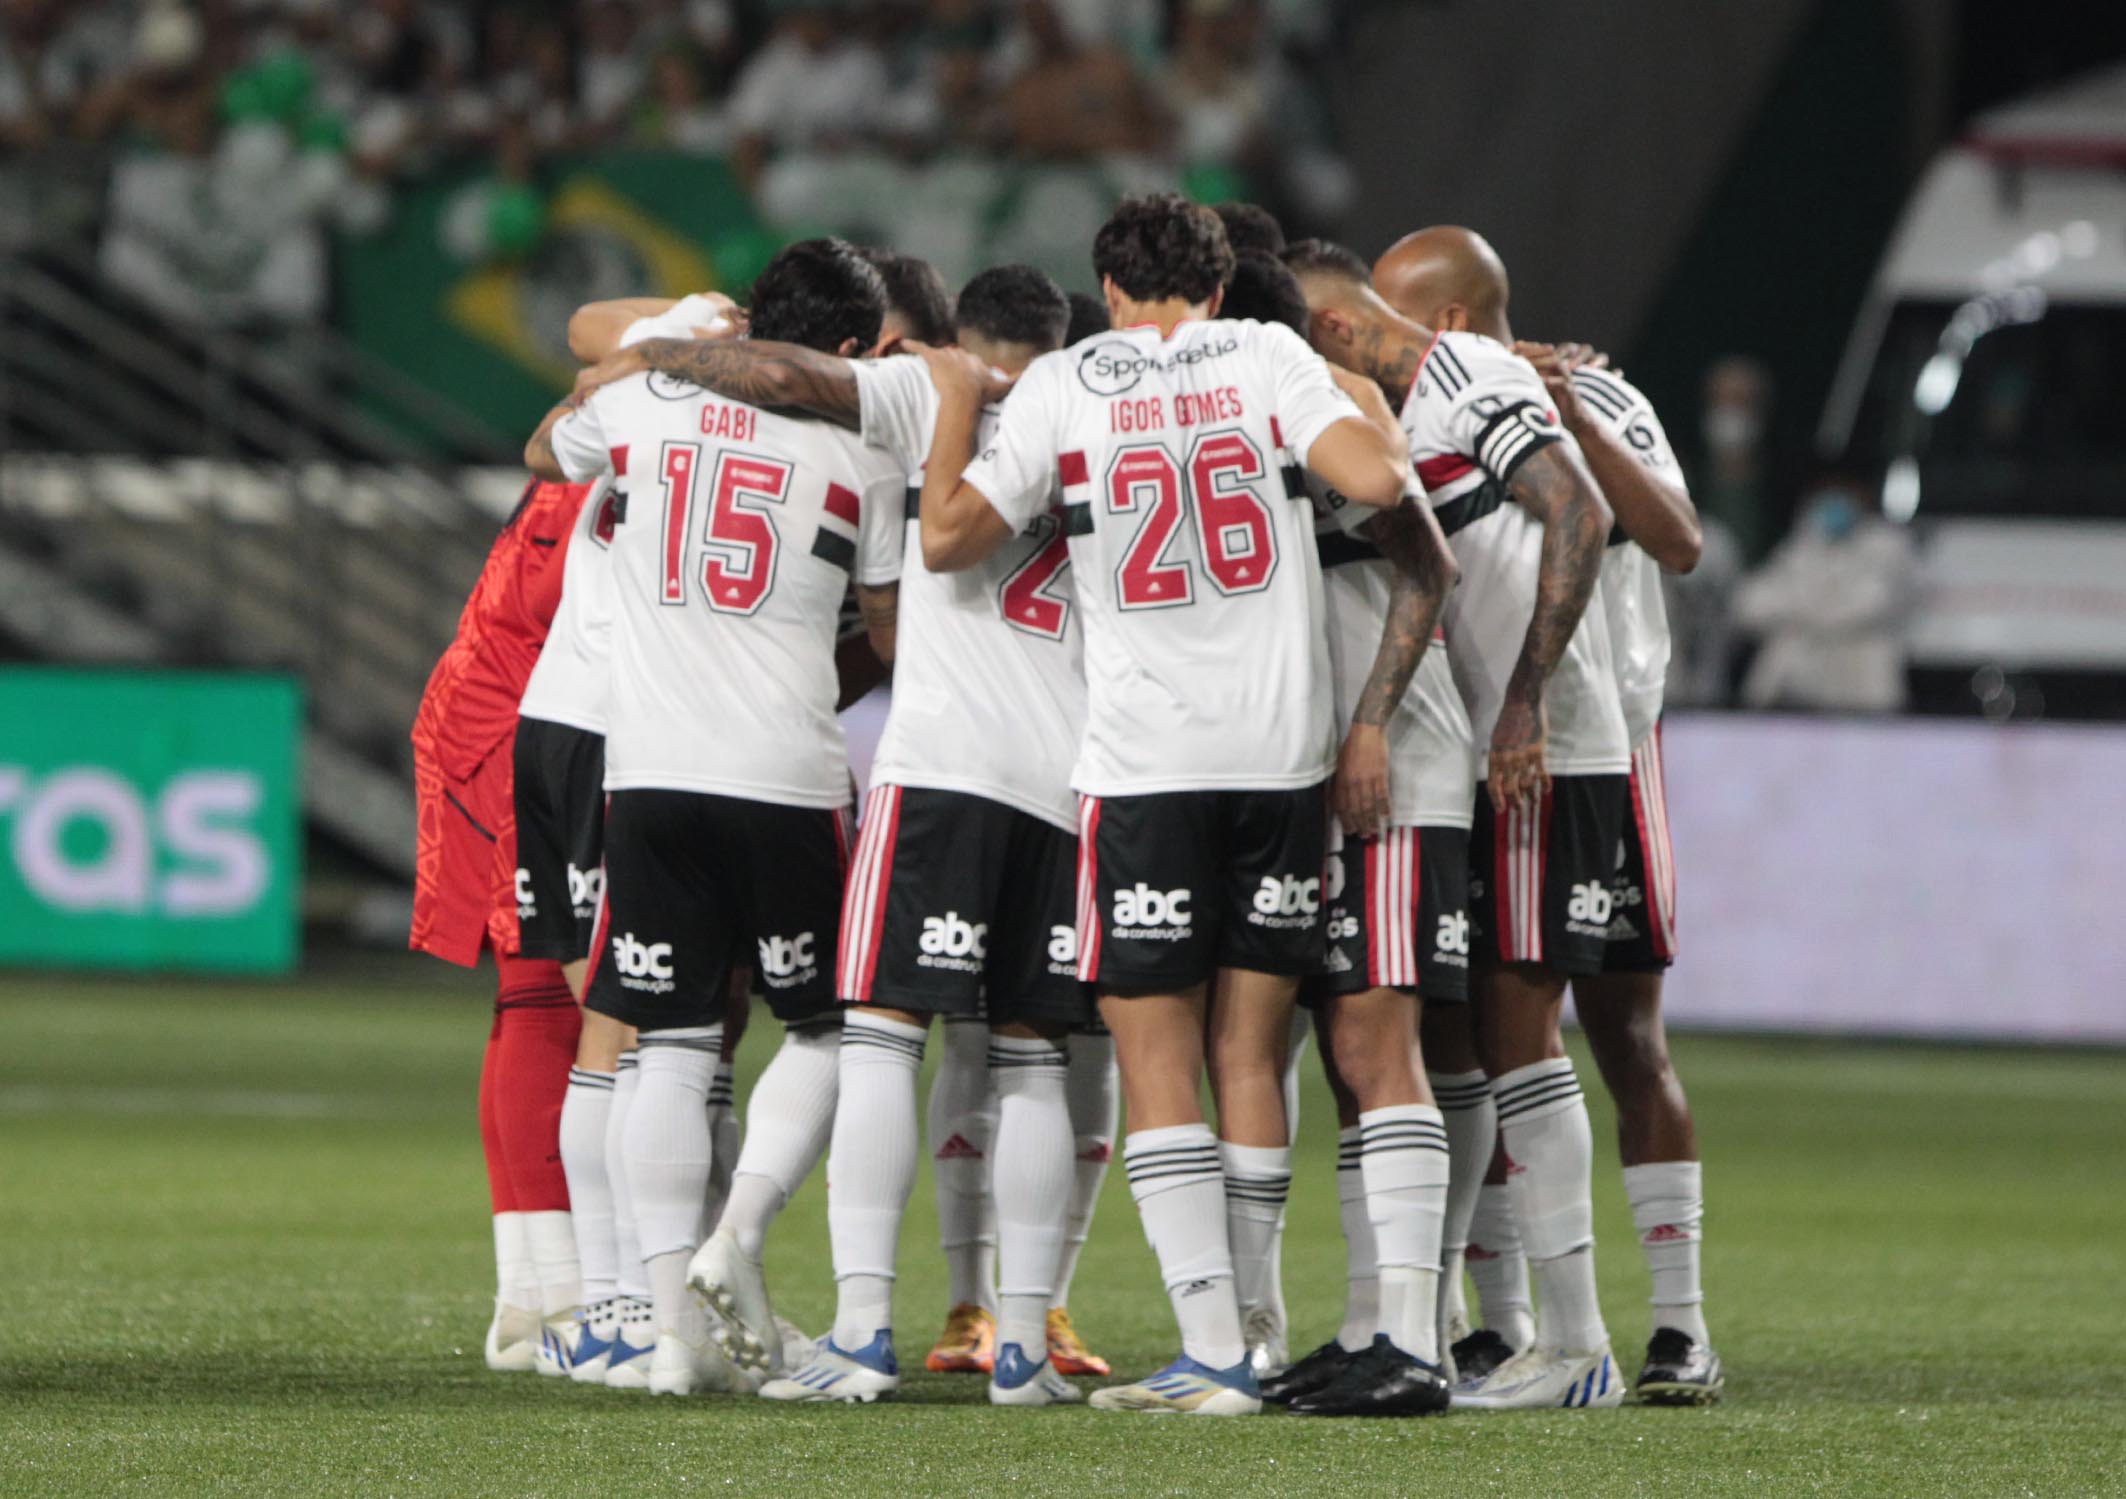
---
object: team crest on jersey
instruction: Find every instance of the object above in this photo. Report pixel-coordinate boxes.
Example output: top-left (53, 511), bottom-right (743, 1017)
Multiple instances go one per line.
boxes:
top-left (646, 369), bottom-right (702, 401)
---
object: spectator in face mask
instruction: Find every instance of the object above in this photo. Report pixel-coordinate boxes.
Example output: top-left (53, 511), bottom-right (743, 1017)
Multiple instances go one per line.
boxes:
top-left (1697, 355), bottom-right (1772, 561)
top-left (1731, 475), bottom-right (1916, 713)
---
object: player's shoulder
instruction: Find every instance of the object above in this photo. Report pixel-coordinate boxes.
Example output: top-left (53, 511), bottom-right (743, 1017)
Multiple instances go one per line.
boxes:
top-left (1424, 330), bottom-right (1539, 398)
top-left (1567, 363), bottom-right (1649, 421)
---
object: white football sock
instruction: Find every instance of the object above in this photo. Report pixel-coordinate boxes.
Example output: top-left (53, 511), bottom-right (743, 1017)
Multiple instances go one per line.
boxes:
top-left (989, 1033), bottom-right (1072, 1358)
top-left (1124, 1124), bottom-right (1245, 1370)
top-left (1496, 1057), bottom-right (1607, 1355)
top-left (627, 1027), bottom-right (721, 1337)
top-left (719, 1020), bottom-right (840, 1260)
top-left (605, 1051), bottom-right (648, 1302)
top-left (1053, 1030), bottom-right (1117, 1308)
top-left (1429, 1068), bottom-right (1493, 1347)
top-left (560, 1067), bottom-right (618, 1306)
top-left (1468, 1184), bottom-right (1534, 1350)
top-left (928, 1016), bottom-right (997, 1312)
top-left (524, 1210), bottom-right (583, 1320)
top-left (1358, 1105), bottom-right (1449, 1363)
top-left (1624, 1159), bottom-right (1709, 1344)
top-left (1221, 1141), bottom-right (1292, 1334)
top-left (827, 1011), bottom-right (927, 1349)
top-left (492, 1211), bottom-right (536, 1310)
top-left (1334, 1126), bottom-right (1378, 1352)
top-left (704, 1060), bottom-right (738, 1231)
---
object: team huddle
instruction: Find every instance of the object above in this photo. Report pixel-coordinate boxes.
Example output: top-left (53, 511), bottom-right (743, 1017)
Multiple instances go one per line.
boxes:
top-left (411, 191), bottom-right (1721, 1418)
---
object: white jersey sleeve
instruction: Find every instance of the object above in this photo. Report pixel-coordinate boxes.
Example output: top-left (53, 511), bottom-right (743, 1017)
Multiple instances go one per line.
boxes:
top-left (1572, 366), bottom-right (1682, 747)
top-left (548, 399), bottom-right (612, 484)
top-left (851, 355), bottom-right (936, 475)
top-left (962, 354), bottom-right (1067, 535)
top-left (1258, 320), bottom-right (1364, 466)
top-left (854, 450), bottom-right (905, 588)
top-left (1406, 332), bottom-right (1628, 777)
top-left (517, 475), bottom-right (620, 734)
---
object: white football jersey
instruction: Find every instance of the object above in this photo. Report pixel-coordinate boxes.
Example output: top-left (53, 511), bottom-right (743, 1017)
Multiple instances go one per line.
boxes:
top-left (1309, 479), bottom-right (1476, 828)
top-left (963, 318), bottom-right (1361, 797)
top-left (549, 366), bottom-right (903, 806)
top-left (1571, 365), bottom-right (1682, 749)
top-left (517, 297), bottom-right (734, 735)
top-left (1404, 331), bottom-right (1629, 777)
top-left (849, 356), bottom-right (1085, 831)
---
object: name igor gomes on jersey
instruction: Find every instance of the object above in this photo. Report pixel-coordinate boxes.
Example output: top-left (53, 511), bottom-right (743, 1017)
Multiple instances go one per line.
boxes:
top-left (548, 365), bottom-right (904, 808)
top-left (847, 355), bottom-right (1086, 833)
top-left (962, 317), bottom-right (1362, 798)
top-left (1403, 331), bottom-right (1629, 777)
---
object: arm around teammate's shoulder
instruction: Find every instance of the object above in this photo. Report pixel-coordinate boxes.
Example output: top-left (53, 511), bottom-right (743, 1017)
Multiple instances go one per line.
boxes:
top-left (919, 346), bottom-right (1035, 573)
top-left (1305, 366), bottom-right (1411, 508)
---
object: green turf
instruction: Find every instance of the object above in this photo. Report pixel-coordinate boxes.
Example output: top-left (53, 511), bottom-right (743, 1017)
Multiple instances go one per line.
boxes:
top-left (1, 960), bottom-right (2121, 1497)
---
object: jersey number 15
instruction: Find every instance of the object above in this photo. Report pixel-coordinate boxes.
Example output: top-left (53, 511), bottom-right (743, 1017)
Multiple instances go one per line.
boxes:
top-left (659, 441), bottom-right (789, 615)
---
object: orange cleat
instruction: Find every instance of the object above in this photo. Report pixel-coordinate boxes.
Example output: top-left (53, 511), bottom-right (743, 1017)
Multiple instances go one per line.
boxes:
top-left (925, 1303), bottom-right (995, 1373)
top-left (1045, 1307), bottom-right (1111, 1378)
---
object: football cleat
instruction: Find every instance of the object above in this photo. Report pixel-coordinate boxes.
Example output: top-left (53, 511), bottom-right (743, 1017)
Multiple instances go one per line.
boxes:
top-left (1259, 1340), bottom-right (1358, 1405)
top-left (1045, 1307), bottom-right (1110, 1378)
top-left (1243, 1306), bottom-right (1289, 1380)
top-left (567, 1303), bottom-right (620, 1385)
top-left (774, 1314), bottom-right (817, 1374)
top-left (647, 1327), bottom-right (742, 1396)
top-left (988, 1342), bottom-right (1084, 1407)
top-left (1635, 1328), bottom-right (1724, 1406)
top-left (1287, 1336), bottom-right (1452, 1418)
top-left (1088, 1354), bottom-right (1262, 1416)
top-left (687, 1228), bottom-right (779, 1383)
top-left (759, 1331), bottom-right (901, 1404)
top-left (925, 1302), bottom-right (996, 1373)
top-left (1450, 1327), bottom-right (1517, 1389)
top-left (1455, 1345), bottom-right (1623, 1410)
top-left (534, 1307), bottom-right (587, 1378)
top-left (603, 1302), bottom-right (657, 1390)
top-left (483, 1300), bottom-right (541, 1373)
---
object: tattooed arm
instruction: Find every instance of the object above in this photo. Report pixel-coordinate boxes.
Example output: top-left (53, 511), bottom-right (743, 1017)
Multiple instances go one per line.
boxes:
top-left (1334, 499), bottom-right (1459, 837)
top-left (1488, 442), bottom-right (1613, 811)
top-left (571, 338), bottom-right (864, 429)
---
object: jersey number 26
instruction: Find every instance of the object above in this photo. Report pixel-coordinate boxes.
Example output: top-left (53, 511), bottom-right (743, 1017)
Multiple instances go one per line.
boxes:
top-left (1107, 431), bottom-right (1277, 609)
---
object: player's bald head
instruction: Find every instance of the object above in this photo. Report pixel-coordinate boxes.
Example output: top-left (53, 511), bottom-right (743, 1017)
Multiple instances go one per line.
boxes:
top-left (1373, 226), bottom-right (1510, 341)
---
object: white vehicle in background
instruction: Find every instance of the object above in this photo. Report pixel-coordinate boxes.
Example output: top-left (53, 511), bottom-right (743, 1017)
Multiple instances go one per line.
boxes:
top-left (1819, 62), bottom-right (2126, 717)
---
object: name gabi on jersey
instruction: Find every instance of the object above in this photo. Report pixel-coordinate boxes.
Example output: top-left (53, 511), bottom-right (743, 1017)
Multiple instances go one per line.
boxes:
top-left (1108, 386), bottom-right (1247, 433)
top-left (697, 403), bottom-right (757, 442)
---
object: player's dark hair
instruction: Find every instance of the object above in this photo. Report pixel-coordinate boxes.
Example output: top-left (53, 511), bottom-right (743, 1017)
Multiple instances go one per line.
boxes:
top-left (1214, 201), bottom-right (1285, 258)
top-left (1092, 192), bottom-right (1234, 307)
top-left (748, 238), bottom-right (888, 353)
top-left (1219, 250), bottom-right (1309, 335)
top-left (1282, 237), bottom-right (1372, 286)
top-left (1065, 291), bottom-right (1109, 346)
top-left (857, 245), bottom-right (955, 346)
top-left (955, 264), bottom-right (1070, 352)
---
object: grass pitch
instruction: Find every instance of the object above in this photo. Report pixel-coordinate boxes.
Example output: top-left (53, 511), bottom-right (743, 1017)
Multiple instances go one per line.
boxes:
top-left (1, 957), bottom-right (2121, 1497)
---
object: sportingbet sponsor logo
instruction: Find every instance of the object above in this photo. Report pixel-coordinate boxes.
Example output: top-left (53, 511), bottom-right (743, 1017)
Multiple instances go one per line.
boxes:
top-left (1075, 335), bottom-right (1239, 396)
top-left (1111, 883), bottom-right (1192, 941)
top-left (567, 862), bottom-right (603, 918)
top-left (917, 911), bottom-right (988, 974)
top-left (1047, 923), bottom-right (1078, 978)
top-left (1247, 873), bottom-right (1319, 930)
top-left (756, 930), bottom-right (818, 986)
top-left (1566, 880), bottom-right (1613, 939)
top-left (1434, 910), bottom-right (1471, 970)
top-left (610, 931), bottom-right (675, 993)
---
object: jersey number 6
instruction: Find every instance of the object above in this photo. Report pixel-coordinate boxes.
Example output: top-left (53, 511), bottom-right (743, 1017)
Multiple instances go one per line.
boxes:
top-left (659, 441), bottom-right (791, 615)
top-left (1107, 430), bottom-right (1276, 609)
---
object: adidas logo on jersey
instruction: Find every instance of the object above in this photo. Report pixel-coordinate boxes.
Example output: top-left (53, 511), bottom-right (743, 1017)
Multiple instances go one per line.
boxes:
top-left (935, 1133), bottom-right (985, 1162)
top-left (1566, 881), bottom-right (1613, 938)
top-left (917, 912), bottom-right (987, 973)
top-left (567, 862), bottom-right (603, 918)
top-left (514, 868), bottom-right (537, 919)
top-left (1047, 924), bottom-right (1078, 977)
top-left (1112, 884), bottom-right (1192, 940)
top-left (756, 931), bottom-right (818, 985)
top-left (610, 932), bottom-right (675, 993)
top-left (1247, 874), bottom-right (1319, 930)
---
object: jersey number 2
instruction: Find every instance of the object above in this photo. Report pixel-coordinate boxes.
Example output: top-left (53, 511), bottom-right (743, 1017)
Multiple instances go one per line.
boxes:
top-left (998, 512), bottom-right (1072, 640)
top-left (659, 441), bottom-right (790, 615)
top-left (1108, 431), bottom-right (1276, 609)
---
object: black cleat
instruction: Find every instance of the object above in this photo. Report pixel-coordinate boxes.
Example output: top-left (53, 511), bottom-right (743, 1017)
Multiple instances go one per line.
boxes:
top-left (1288, 1336), bottom-right (1451, 1418)
top-left (1635, 1328), bottom-right (1724, 1405)
top-left (1259, 1340), bottom-right (1355, 1405)
top-left (1449, 1327), bottom-right (1516, 1388)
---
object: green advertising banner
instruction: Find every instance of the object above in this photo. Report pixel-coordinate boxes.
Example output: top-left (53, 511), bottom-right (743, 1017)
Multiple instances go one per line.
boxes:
top-left (0, 669), bottom-right (302, 974)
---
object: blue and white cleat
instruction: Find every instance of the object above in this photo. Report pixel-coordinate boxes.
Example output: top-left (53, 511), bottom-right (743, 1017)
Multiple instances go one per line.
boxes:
top-left (1088, 1354), bottom-right (1262, 1415)
top-left (1454, 1345), bottom-right (1624, 1410)
top-left (567, 1302), bottom-right (621, 1385)
top-left (603, 1301), bottom-right (657, 1391)
top-left (988, 1341), bottom-right (1083, 1407)
top-left (535, 1308), bottom-right (587, 1378)
top-left (758, 1331), bottom-right (901, 1404)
